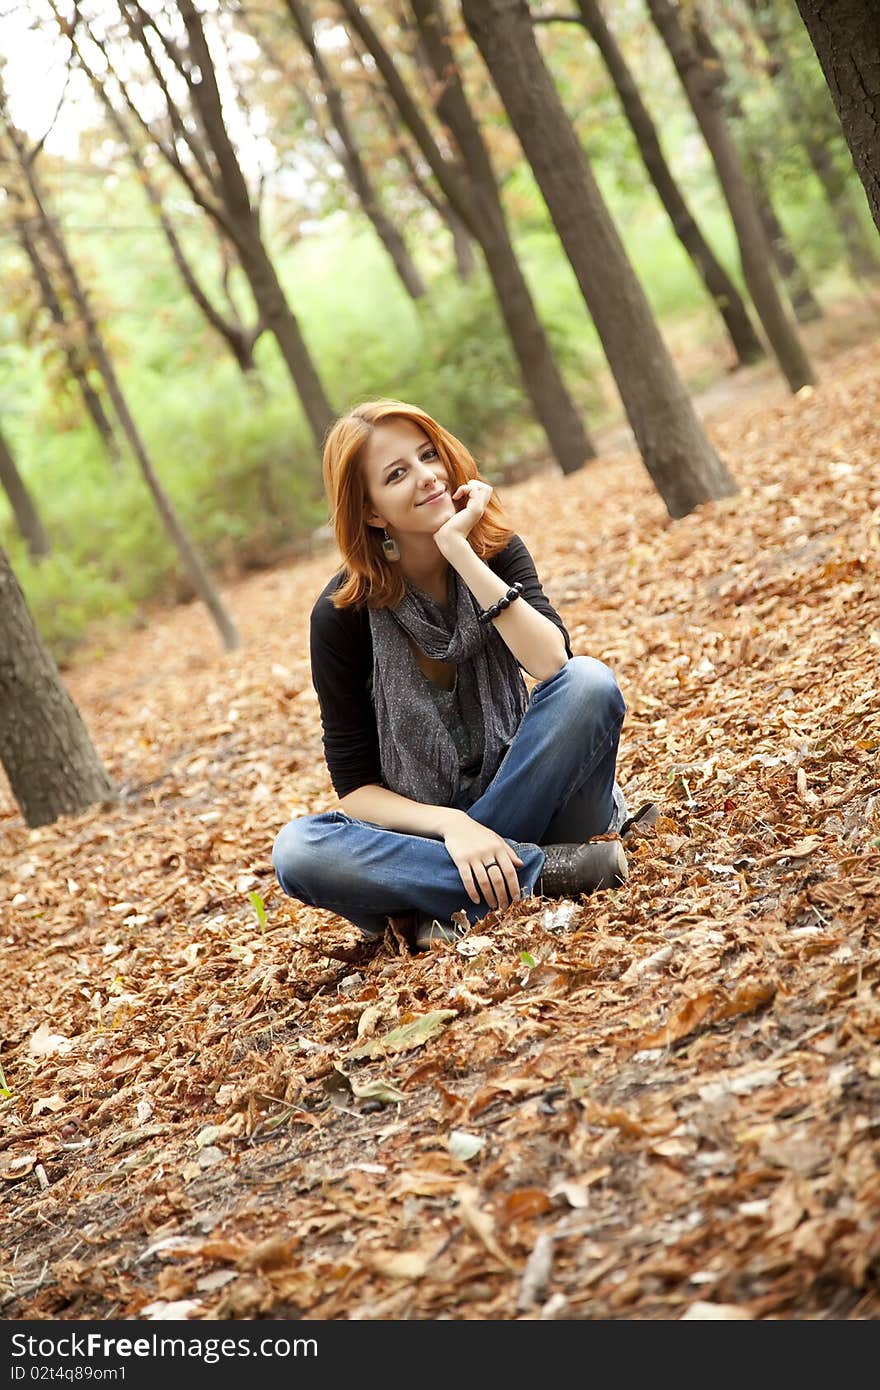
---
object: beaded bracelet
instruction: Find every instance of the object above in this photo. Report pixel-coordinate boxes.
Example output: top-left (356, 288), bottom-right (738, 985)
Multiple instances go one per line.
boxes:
top-left (478, 582), bottom-right (523, 624)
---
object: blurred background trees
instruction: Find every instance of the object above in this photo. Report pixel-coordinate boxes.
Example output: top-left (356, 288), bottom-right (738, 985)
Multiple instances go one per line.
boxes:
top-left (0, 0), bottom-right (875, 661)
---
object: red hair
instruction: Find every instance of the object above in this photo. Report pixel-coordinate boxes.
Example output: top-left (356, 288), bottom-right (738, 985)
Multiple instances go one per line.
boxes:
top-left (322, 399), bottom-right (514, 609)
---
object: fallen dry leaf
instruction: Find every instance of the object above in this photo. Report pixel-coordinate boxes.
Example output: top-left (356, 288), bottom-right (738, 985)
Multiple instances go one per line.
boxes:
top-left (457, 1185), bottom-right (516, 1271)
top-left (346, 1010), bottom-right (458, 1061)
top-left (27, 1024), bottom-right (72, 1058)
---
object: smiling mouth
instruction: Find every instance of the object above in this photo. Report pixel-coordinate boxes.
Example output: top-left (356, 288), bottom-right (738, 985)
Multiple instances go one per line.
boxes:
top-left (418, 490), bottom-right (447, 506)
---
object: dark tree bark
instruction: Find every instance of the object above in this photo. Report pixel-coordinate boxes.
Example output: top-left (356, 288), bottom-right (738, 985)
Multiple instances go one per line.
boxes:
top-left (646, 0), bottom-right (816, 392)
top-left (282, 0), bottom-right (427, 299)
top-left (0, 426), bottom-right (50, 560)
top-left (794, 0), bottom-right (880, 236)
top-left (461, 0), bottom-right (737, 519)
top-left (570, 0), bottom-right (764, 367)
top-left (0, 547), bottom-right (116, 827)
top-left (1, 99), bottom-right (242, 653)
top-left (339, 0), bottom-right (596, 475)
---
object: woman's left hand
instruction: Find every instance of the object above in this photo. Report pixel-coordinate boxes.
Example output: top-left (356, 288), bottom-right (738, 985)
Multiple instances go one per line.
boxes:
top-left (433, 479), bottom-right (492, 551)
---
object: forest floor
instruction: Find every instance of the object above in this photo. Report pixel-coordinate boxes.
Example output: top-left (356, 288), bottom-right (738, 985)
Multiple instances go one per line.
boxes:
top-left (1, 304), bottom-right (879, 1322)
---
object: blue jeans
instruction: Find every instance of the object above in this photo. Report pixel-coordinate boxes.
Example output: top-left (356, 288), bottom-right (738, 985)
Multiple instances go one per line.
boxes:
top-left (272, 656), bottom-right (626, 937)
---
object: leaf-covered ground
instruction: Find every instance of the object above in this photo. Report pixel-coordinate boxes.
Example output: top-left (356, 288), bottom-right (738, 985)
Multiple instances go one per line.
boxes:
top-left (2, 319), bottom-right (879, 1321)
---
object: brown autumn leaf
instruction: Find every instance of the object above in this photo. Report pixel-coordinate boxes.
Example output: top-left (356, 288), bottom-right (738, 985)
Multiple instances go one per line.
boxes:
top-left (499, 1188), bottom-right (552, 1226)
top-left (631, 991), bottom-right (718, 1049)
top-left (457, 1184), bottom-right (516, 1271)
top-left (346, 1010), bottom-right (458, 1061)
top-left (713, 981), bottom-right (776, 1022)
top-left (468, 1077), bottom-right (538, 1117)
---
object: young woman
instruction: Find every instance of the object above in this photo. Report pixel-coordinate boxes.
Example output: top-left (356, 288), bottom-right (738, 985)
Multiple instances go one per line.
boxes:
top-left (272, 399), bottom-right (632, 949)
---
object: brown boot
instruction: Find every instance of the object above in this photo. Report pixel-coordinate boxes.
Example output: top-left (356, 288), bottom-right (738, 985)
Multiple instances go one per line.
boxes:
top-left (538, 840), bottom-right (628, 898)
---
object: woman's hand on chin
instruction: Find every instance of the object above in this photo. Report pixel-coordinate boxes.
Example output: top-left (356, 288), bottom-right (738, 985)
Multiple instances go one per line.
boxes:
top-left (433, 479), bottom-right (493, 552)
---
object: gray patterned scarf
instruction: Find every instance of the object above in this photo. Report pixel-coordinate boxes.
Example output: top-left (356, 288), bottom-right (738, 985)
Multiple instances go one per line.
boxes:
top-left (368, 566), bottom-right (528, 806)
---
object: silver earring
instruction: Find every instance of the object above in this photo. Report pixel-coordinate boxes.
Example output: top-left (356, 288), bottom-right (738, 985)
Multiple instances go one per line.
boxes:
top-left (381, 528), bottom-right (401, 562)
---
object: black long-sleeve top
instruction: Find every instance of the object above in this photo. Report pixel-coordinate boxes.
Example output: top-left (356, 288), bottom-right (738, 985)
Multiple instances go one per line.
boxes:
top-left (309, 533), bottom-right (572, 799)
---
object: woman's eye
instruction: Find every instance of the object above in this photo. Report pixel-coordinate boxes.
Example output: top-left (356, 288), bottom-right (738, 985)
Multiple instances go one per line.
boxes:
top-left (387, 450), bottom-right (435, 482)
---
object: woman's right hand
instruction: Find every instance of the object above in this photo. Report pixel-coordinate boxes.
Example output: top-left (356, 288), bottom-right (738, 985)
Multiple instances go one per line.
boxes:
top-left (440, 810), bottom-right (525, 911)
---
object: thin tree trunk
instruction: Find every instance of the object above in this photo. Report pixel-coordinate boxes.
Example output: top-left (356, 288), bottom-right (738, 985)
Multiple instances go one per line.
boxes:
top-left (339, 0), bottom-right (595, 474)
top-left (173, 0), bottom-right (335, 448)
top-left (747, 156), bottom-right (823, 321)
top-left (412, 0), bottom-right (599, 472)
top-left (398, 136), bottom-right (476, 282)
top-left (571, 0), bottom-right (764, 367)
top-left (282, 0), bottom-right (426, 300)
top-left (688, 11), bottom-right (823, 322)
top-left (0, 426), bottom-right (50, 560)
top-left (2, 110), bottom-right (242, 653)
top-left (798, 127), bottom-right (880, 280)
top-left (14, 220), bottom-right (123, 465)
top-left (461, 0), bottom-right (738, 519)
top-left (348, 35), bottom-right (477, 283)
top-left (69, 16), bottom-right (264, 372)
top-left (646, 0), bottom-right (815, 391)
top-left (0, 547), bottom-right (116, 827)
top-left (742, 0), bottom-right (880, 280)
top-left (794, 0), bottom-right (880, 236)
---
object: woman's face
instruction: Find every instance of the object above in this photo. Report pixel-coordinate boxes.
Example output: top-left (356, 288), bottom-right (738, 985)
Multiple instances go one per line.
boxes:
top-left (361, 417), bottom-right (457, 542)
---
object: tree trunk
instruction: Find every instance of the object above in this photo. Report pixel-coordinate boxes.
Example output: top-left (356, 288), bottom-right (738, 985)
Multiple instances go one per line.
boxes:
top-left (688, 12), bottom-right (823, 322)
top-left (0, 426), bottom-right (50, 560)
top-left (794, 0), bottom-right (880, 236)
top-left (401, 138), bottom-right (477, 282)
top-left (70, 18), bottom-right (264, 372)
top-left (573, 0), bottom-right (764, 367)
top-left (175, 0), bottom-right (335, 449)
top-left (743, 0), bottom-right (879, 280)
top-left (370, 74), bottom-right (477, 282)
top-left (798, 126), bottom-right (880, 280)
top-left (0, 548), bottom-right (116, 827)
top-left (747, 157), bottom-right (823, 321)
top-left (461, 0), bottom-right (737, 519)
top-left (283, 0), bottom-right (427, 300)
top-left (338, 0), bottom-right (596, 475)
top-left (411, 0), bottom-right (598, 472)
top-left (15, 221), bottom-right (123, 466)
top-left (646, 0), bottom-right (816, 392)
top-left (2, 112), bottom-right (242, 653)
top-left (343, 21), bottom-right (477, 280)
